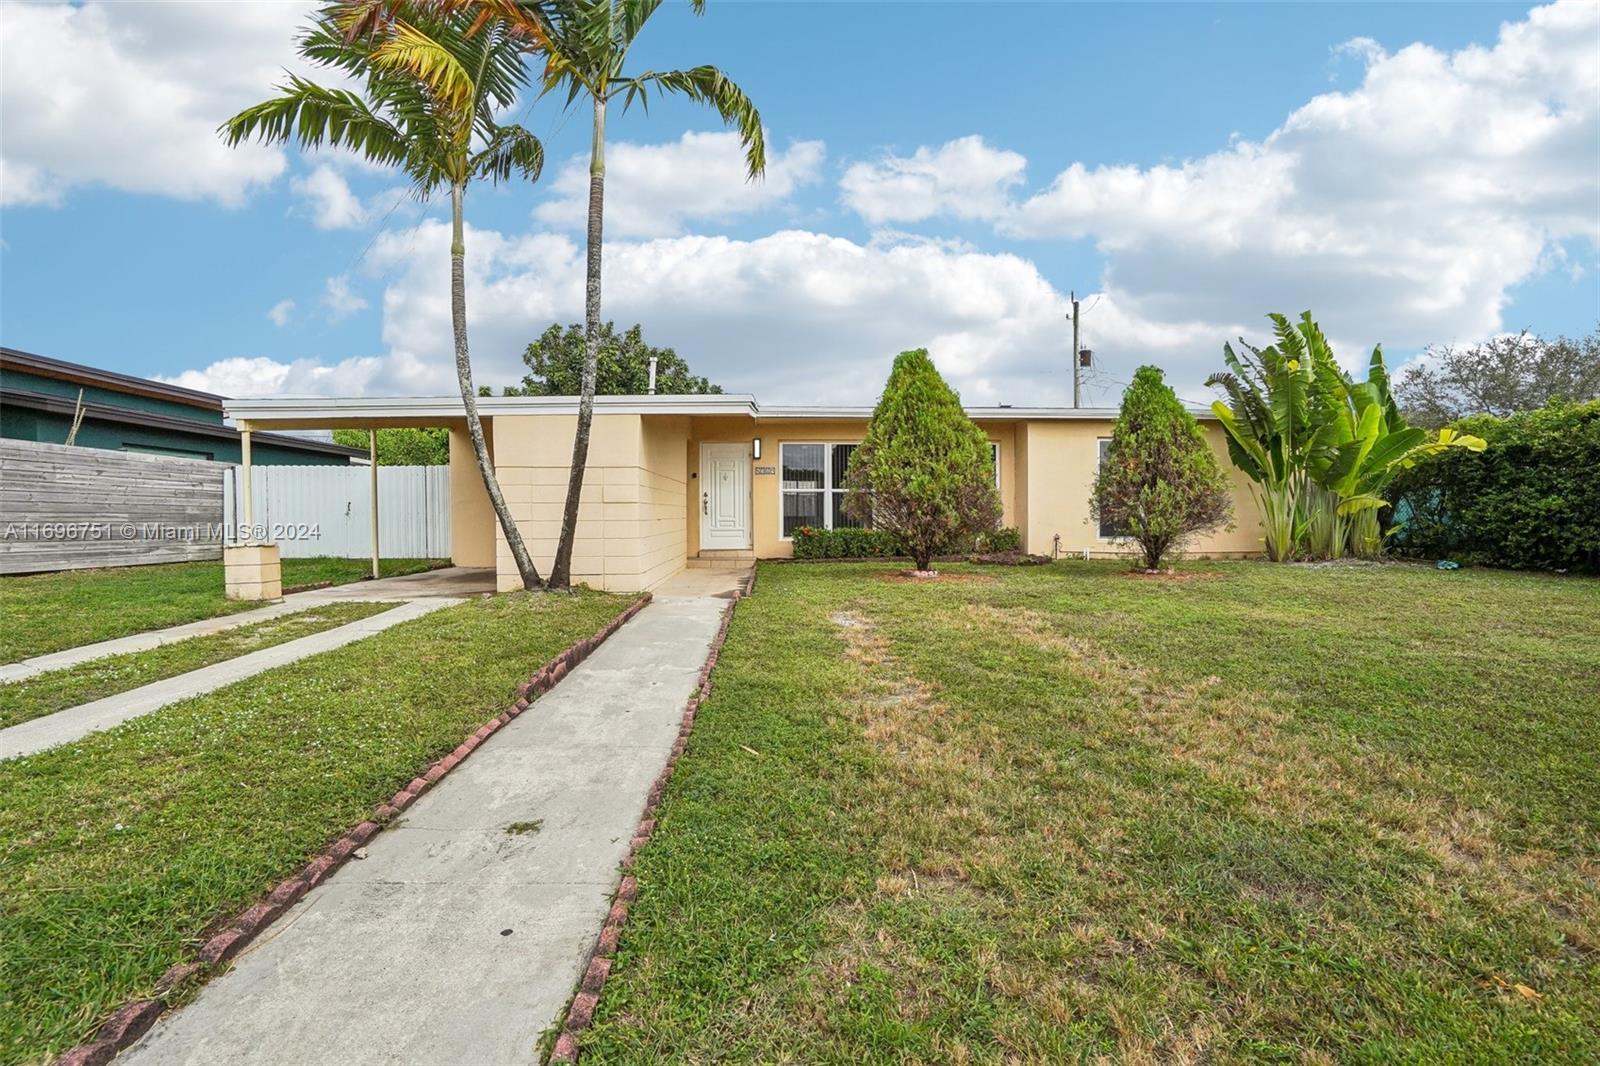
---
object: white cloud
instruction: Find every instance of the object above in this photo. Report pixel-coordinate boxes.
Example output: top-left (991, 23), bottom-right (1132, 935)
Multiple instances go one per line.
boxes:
top-left (840, 135), bottom-right (1027, 225)
top-left (323, 276), bottom-right (369, 320)
top-left (178, 218), bottom-right (1219, 405)
top-left (533, 131), bottom-right (825, 238)
top-left (0, 1), bottom-right (318, 207)
top-left (852, 1), bottom-right (1600, 369)
top-left (292, 166), bottom-right (369, 230)
top-left (267, 300), bottom-right (295, 328)
top-left (158, 356), bottom-right (388, 398)
top-left (158, 1), bottom-right (1598, 407)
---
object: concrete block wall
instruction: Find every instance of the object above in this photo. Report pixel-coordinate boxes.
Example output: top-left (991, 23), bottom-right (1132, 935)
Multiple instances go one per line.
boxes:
top-left (489, 413), bottom-right (687, 592)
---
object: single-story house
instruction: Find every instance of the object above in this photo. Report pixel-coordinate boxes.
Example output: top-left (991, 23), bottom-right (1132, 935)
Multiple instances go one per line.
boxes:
top-left (1, 347), bottom-right (365, 465)
top-left (222, 393), bottom-right (1266, 592)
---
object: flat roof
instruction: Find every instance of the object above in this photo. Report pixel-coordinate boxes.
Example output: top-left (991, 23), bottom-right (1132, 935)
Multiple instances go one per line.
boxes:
top-left (225, 393), bottom-right (1215, 426)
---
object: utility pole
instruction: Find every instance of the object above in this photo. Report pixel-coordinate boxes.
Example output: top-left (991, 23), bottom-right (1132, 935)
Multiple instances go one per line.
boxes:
top-left (1070, 291), bottom-right (1081, 409)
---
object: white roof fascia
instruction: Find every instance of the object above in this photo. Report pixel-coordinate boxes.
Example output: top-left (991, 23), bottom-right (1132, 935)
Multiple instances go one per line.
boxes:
top-left (225, 394), bottom-right (1217, 424)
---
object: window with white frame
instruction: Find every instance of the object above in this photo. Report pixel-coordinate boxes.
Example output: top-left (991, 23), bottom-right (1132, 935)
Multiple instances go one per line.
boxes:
top-left (781, 441), bottom-right (1000, 538)
top-left (1096, 438), bottom-right (1129, 538)
top-left (781, 443), bottom-right (868, 536)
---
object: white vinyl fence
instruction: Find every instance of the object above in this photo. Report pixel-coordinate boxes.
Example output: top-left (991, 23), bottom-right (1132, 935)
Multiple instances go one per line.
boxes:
top-left (223, 464), bottom-right (450, 559)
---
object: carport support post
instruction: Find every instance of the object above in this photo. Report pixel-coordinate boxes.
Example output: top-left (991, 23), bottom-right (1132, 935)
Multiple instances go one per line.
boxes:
top-left (369, 430), bottom-right (380, 580)
top-left (240, 429), bottom-right (254, 536)
top-left (224, 424), bottom-right (280, 601)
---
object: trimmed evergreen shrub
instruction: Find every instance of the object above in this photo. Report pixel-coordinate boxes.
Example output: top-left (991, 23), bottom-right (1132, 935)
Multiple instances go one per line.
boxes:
top-left (843, 350), bottom-right (1002, 571)
top-left (1388, 400), bottom-right (1600, 572)
top-left (1092, 365), bottom-right (1234, 570)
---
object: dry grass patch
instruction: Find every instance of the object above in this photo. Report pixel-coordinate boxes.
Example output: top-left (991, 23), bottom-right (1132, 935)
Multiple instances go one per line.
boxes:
top-left (582, 561), bottom-right (1600, 1063)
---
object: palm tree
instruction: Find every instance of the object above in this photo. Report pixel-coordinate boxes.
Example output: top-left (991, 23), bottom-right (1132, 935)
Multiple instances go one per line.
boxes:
top-left (222, 0), bottom-right (547, 589)
top-left (479, 0), bottom-right (764, 589)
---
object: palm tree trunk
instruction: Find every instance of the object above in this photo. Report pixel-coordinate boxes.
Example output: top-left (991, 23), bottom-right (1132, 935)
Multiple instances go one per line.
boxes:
top-left (451, 180), bottom-right (541, 590)
top-left (549, 94), bottom-right (606, 590)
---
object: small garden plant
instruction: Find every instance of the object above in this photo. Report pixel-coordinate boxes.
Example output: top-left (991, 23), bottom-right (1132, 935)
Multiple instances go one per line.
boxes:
top-left (1091, 365), bottom-right (1233, 570)
top-left (843, 349), bottom-right (1001, 573)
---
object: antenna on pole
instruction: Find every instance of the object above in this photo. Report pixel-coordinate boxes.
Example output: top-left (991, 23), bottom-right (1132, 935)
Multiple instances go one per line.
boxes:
top-left (1070, 293), bottom-right (1081, 409)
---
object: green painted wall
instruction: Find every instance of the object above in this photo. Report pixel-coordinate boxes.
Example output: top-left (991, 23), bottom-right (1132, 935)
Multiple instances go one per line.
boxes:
top-left (0, 366), bottom-right (226, 424)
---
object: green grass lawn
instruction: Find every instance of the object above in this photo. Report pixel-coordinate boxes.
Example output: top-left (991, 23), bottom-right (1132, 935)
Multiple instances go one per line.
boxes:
top-left (0, 601), bottom-right (396, 731)
top-left (586, 560), bottom-right (1600, 1063)
top-left (0, 589), bottom-right (632, 1064)
top-left (0, 557), bottom-right (446, 663)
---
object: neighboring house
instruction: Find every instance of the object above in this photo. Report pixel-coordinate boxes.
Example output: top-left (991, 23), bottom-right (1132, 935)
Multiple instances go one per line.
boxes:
top-left (223, 394), bottom-right (1267, 591)
top-left (0, 347), bottom-right (363, 465)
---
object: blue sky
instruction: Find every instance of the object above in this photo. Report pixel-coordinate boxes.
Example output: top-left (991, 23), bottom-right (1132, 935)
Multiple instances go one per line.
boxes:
top-left (2, 1), bottom-right (1596, 406)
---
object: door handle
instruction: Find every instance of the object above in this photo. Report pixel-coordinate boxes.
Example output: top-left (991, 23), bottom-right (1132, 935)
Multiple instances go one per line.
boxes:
top-left (702, 491), bottom-right (709, 515)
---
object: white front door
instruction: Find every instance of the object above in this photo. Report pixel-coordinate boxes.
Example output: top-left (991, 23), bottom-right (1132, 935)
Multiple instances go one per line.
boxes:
top-left (699, 442), bottom-right (751, 550)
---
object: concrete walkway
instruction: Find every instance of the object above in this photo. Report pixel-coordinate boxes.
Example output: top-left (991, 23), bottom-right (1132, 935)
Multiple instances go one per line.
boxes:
top-left (119, 594), bottom-right (727, 1066)
top-left (0, 567), bottom-right (493, 683)
top-left (0, 599), bottom-right (460, 760)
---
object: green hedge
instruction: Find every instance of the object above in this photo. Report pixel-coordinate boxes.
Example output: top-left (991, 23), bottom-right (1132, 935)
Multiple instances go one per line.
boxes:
top-left (790, 527), bottom-right (901, 559)
top-left (1389, 400), bottom-right (1600, 572)
top-left (790, 526), bottom-right (1021, 560)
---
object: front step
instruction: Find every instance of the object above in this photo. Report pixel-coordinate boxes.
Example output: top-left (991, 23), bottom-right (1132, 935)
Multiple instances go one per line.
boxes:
top-left (687, 551), bottom-right (755, 570)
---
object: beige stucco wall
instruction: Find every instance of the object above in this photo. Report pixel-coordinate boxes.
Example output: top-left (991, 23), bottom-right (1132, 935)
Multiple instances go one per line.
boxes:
top-left (448, 423), bottom-right (498, 568)
top-left (466, 410), bottom-right (1265, 589)
top-left (638, 414), bottom-right (690, 589)
top-left (487, 412), bottom-right (691, 592)
top-left (1016, 419), bottom-right (1265, 558)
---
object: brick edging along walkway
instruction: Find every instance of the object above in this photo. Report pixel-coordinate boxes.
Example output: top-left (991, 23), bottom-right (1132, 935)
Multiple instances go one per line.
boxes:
top-left (548, 570), bottom-right (756, 1063)
top-left (56, 594), bottom-right (654, 1066)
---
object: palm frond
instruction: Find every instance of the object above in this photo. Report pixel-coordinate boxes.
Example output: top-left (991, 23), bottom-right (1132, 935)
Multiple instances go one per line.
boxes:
top-left (371, 18), bottom-right (478, 115)
top-left (469, 122), bottom-right (544, 184)
top-left (624, 65), bottom-right (765, 177)
top-left (220, 76), bottom-right (412, 168)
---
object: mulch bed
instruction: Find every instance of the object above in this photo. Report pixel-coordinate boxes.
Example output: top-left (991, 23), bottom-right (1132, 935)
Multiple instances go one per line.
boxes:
top-left (874, 571), bottom-right (998, 584)
top-left (963, 551), bottom-right (1052, 566)
top-left (1121, 569), bottom-right (1224, 582)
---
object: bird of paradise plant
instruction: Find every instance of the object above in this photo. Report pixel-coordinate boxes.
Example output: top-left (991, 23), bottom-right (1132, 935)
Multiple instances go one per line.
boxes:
top-left (1210, 311), bottom-right (1486, 561)
top-left (1308, 335), bottom-right (1486, 556)
top-left (1206, 314), bottom-right (1323, 561)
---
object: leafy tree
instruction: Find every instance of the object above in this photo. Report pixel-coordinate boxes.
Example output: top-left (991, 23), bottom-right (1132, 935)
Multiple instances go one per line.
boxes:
top-left (843, 349), bottom-right (1000, 573)
top-left (332, 427), bottom-right (449, 465)
top-left (482, 0), bottom-right (763, 588)
top-left (506, 322), bottom-right (721, 395)
top-left (1092, 366), bottom-right (1233, 570)
top-left (224, 0), bottom-right (546, 588)
top-left (1396, 325), bottom-right (1600, 429)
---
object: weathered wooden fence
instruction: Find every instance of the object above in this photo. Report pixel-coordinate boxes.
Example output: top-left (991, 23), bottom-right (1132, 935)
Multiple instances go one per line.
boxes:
top-left (223, 464), bottom-right (450, 559)
top-left (0, 439), bottom-right (226, 574)
top-left (0, 440), bottom-right (451, 574)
